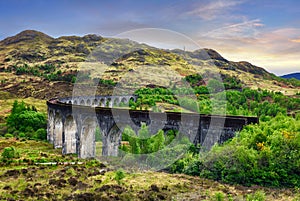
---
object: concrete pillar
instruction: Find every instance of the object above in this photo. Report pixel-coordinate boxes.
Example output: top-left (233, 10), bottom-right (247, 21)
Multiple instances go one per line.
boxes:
top-left (79, 117), bottom-right (96, 158)
top-left (200, 117), bottom-right (225, 150)
top-left (47, 109), bottom-right (54, 144)
top-left (53, 112), bottom-right (63, 148)
top-left (102, 124), bottom-right (122, 156)
top-left (63, 115), bottom-right (77, 154)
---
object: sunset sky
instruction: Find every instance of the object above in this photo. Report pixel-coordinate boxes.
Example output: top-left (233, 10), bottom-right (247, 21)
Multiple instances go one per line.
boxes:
top-left (0, 0), bottom-right (299, 75)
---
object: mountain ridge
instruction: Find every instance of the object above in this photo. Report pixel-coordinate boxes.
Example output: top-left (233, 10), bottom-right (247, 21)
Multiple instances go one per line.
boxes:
top-left (0, 30), bottom-right (268, 72)
top-left (0, 30), bottom-right (299, 98)
top-left (0, 30), bottom-right (54, 45)
top-left (281, 72), bottom-right (300, 80)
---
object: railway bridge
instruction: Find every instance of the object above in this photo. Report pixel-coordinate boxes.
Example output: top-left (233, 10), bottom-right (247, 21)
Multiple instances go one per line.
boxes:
top-left (47, 96), bottom-right (258, 158)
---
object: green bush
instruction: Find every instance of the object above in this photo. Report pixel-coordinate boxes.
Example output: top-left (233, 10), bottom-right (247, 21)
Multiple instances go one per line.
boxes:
top-left (4, 133), bottom-right (13, 138)
top-left (1, 146), bottom-right (19, 162)
top-left (18, 132), bottom-right (26, 138)
top-left (213, 192), bottom-right (225, 201)
top-left (34, 128), bottom-right (47, 140)
top-left (246, 190), bottom-right (266, 201)
top-left (6, 100), bottom-right (47, 140)
top-left (121, 123), bottom-right (166, 154)
top-left (114, 169), bottom-right (126, 184)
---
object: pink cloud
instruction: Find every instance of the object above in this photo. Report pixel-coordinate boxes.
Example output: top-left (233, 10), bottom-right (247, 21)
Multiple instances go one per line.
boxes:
top-left (290, 38), bottom-right (300, 43)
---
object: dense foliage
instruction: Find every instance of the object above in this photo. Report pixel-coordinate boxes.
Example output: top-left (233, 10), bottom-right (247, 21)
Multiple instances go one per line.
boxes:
top-left (6, 63), bottom-right (120, 85)
top-left (126, 73), bottom-right (300, 188)
top-left (131, 85), bottom-right (299, 118)
top-left (5, 100), bottom-right (47, 140)
top-left (215, 88), bottom-right (299, 117)
top-left (120, 123), bottom-right (192, 169)
top-left (120, 123), bottom-right (166, 154)
top-left (184, 73), bottom-right (243, 90)
top-left (7, 64), bottom-right (78, 83)
top-left (170, 114), bottom-right (300, 188)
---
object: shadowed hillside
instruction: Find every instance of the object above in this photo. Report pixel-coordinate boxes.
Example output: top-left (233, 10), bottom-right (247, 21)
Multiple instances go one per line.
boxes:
top-left (281, 72), bottom-right (300, 80)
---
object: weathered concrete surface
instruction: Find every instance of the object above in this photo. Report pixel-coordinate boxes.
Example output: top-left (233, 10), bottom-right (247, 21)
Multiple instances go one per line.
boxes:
top-left (64, 115), bottom-right (77, 154)
top-left (47, 97), bottom-right (258, 159)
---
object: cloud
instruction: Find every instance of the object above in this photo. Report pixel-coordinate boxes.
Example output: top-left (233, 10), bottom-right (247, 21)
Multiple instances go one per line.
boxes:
top-left (197, 26), bottom-right (300, 74)
top-left (201, 19), bottom-right (264, 39)
top-left (290, 38), bottom-right (300, 43)
top-left (186, 0), bottom-right (245, 20)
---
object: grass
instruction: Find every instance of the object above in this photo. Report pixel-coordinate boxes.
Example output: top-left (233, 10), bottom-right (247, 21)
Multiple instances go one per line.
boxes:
top-left (95, 141), bottom-right (102, 157)
top-left (0, 137), bottom-right (298, 200)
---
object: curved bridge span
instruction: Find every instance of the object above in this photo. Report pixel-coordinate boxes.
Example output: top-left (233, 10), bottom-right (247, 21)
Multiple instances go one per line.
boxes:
top-left (47, 96), bottom-right (258, 159)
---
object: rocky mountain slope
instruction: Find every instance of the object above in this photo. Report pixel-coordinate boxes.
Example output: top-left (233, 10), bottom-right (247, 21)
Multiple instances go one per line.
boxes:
top-left (0, 30), bottom-right (299, 99)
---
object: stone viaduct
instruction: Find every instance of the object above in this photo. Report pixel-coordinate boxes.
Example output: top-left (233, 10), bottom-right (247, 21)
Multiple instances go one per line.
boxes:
top-left (47, 96), bottom-right (258, 159)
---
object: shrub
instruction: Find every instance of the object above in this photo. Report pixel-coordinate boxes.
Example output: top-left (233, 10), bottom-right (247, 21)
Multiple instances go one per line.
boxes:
top-left (114, 169), bottom-right (126, 184)
top-left (18, 132), bottom-right (26, 138)
top-left (1, 146), bottom-right (19, 162)
top-left (4, 133), bottom-right (13, 138)
top-left (213, 192), bottom-right (225, 201)
top-left (6, 100), bottom-right (47, 140)
top-left (246, 190), bottom-right (266, 201)
top-left (34, 128), bottom-right (47, 140)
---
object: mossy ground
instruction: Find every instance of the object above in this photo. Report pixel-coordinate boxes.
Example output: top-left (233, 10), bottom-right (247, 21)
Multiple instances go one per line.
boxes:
top-left (0, 138), bottom-right (299, 201)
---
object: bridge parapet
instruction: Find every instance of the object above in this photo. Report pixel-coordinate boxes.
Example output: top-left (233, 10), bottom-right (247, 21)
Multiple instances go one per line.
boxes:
top-left (58, 95), bottom-right (137, 107)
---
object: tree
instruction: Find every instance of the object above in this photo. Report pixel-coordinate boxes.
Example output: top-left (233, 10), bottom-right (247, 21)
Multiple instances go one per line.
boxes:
top-left (138, 123), bottom-right (151, 153)
top-left (6, 100), bottom-right (47, 139)
top-left (150, 130), bottom-right (165, 152)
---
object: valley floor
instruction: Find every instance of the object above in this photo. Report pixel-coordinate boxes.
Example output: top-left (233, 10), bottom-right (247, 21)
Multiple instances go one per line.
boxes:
top-left (0, 138), bottom-right (299, 201)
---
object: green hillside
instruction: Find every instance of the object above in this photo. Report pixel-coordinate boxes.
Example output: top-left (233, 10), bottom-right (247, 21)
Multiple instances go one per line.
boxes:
top-left (0, 30), bottom-right (299, 200)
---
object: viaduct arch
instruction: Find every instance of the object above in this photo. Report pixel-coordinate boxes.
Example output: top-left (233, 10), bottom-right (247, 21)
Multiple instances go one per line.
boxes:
top-left (47, 96), bottom-right (258, 159)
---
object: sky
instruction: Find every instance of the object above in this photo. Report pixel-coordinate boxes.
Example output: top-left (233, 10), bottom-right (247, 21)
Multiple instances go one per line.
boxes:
top-left (0, 0), bottom-right (299, 75)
